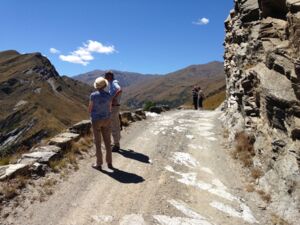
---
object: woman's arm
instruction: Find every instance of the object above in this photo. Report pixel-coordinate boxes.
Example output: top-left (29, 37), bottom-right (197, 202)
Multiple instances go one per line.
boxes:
top-left (88, 100), bottom-right (93, 113)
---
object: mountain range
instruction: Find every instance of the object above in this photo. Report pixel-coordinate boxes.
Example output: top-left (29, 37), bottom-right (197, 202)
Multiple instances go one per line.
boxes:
top-left (74, 61), bottom-right (226, 108)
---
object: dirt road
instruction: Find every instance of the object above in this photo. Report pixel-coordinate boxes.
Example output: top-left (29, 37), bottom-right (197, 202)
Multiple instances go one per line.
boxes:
top-left (6, 110), bottom-right (263, 225)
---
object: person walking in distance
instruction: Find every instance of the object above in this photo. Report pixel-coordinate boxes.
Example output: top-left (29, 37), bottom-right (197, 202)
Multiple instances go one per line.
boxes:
top-left (105, 71), bottom-right (122, 152)
top-left (89, 77), bottom-right (113, 170)
top-left (192, 85), bottom-right (199, 110)
top-left (198, 87), bottom-right (205, 110)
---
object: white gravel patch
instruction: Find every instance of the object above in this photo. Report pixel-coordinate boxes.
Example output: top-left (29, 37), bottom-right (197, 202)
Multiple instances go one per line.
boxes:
top-left (119, 214), bottom-right (146, 225)
top-left (200, 167), bottom-right (214, 175)
top-left (198, 131), bottom-right (215, 137)
top-left (153, 216), bottom-right (213, 225)
top-left (166, 166), bottom-right (239, 202)
top-left (145, 112), bottom-right (160, 117)
top-left (168, 199), bottom-right (207, 220)
top-left (188, 144), bottom-right (204, 150)
top-left (206, 137), bottom-right (217, 141)
top-left (173, 126), bottom-right (187, 132)
top-left (186, 135), bottom-right (194, 140)
top-left (198, 123), bottom-right (214, 129)
top-left (210, 201), bottom-right (258, 224)
top-left (91, 215), bottom-right (113, 223)
top-left (171, 152), bottom-right (199, 168)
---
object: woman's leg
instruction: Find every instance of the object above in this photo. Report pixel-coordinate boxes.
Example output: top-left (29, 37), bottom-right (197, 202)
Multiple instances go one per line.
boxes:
top-left (92, 121), bottom-right (103, 166)
top-left (101, 119), bottom-right (112, 165)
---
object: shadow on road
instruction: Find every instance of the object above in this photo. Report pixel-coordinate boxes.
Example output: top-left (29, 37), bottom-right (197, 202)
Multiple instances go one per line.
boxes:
top-left (114, 148), bottom-right (150, 164)
top-left (100, 167), bottom-right (145, 184)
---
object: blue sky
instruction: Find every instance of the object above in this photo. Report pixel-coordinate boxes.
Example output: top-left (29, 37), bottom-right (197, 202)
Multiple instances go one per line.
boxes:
top-left (0, 0), bottom-right (233, 76)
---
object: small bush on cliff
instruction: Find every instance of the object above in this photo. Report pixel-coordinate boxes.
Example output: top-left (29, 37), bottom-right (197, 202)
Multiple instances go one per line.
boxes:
top-left (143, 101), bottom-right (156, 111)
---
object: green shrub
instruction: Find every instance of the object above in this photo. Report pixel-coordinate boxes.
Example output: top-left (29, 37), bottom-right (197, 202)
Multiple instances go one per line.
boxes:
top-left (143, 101), bottom-right (156, 111)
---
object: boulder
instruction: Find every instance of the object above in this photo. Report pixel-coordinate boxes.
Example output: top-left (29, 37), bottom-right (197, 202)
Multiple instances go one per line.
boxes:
top-left (149, 106), bottom-right (164, 114)
top-left (69, 120), bottom-right (91, 135)
top-left (134, 109), bottom-right (146, 119)
top-left (49, 132), bottom-right (80, 149)
top-left (0, 164), bottom-right (29, 181)
top-left (132, 114), bottom-right (142, 121)
top-left (49, 136), bottom-right (73, 149)
top-left (18, 151), bottom-right (59, 165)
top-left (120, 111), bottom-right (134, 122)
top-left (30, 145), bottom-right (61, 153)
top-left (239, 0), bottom-right (260, 22)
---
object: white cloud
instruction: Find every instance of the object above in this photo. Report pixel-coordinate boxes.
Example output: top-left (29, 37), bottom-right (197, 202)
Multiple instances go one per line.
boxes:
top-left (193, 17), bottom-right (210, 25)
top-left (49, 48), bottom-right (60, 54)
top-left (59, 40), bottom-right (116, 66)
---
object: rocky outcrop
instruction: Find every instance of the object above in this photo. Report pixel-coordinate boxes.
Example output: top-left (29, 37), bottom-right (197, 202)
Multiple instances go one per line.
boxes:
top-left (224, 1), bottom-right (300, 223)
top-left (0, 120), bottom-right (91, 181)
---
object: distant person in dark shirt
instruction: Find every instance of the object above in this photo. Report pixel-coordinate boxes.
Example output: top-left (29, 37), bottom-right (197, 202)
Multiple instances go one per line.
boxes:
top-left (89, 77), bottom-right (113, 170)
top-left (192, 86), bottom-right (199, 110)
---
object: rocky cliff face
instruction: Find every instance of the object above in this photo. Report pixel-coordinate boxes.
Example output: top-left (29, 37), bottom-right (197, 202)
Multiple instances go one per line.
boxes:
top-left (224, 0), bottom-right (300, 223)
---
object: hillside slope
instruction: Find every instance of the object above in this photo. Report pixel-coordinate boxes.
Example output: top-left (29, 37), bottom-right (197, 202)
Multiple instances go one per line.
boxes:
top-left (0, 50), bottom-right (92, 157)
top-left (74, 70), bottom-right (159, 88)
top-left (123, 61), bottom-right (225, 108)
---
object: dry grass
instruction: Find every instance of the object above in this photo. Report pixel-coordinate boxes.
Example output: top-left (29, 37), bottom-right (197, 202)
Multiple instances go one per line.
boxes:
top-left (223, 129), bottom-right (229, 139)
top-left (271, 214), bottom-right (290, 225)
top-left (203, 90), bottom-right (226, 110)
top-left (121, 117), bottom-right (130, 127)
top-left (245, 183), bottom-right (255, 192)
top-left (49, 136), bottom-right (93, 172)
top-left (257, 189), bottom-right (271, 203)
top-left (0, 157), bottom-right (11, 166)
top-left (0, 148), bottom-right (27, 166)
top-left (0, 176), bottom-right (28, 200)
top-left (71, 136), bottom-right (93, 153)
top-left (251, 167), bottom-right (264, 179)
top-left (232, 131), bottom-right (255, 167)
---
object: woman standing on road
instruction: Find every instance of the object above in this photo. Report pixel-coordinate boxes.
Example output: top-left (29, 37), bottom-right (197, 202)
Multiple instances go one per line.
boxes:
top-left (88, 77), bottom-right (113, 170)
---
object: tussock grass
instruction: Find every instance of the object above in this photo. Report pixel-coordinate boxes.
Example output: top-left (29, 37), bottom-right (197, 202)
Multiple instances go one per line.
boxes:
top-left (257, 189), bottom-right (271, 203)
top-left (271, 214), bottom-right (290, 225)
top-left (232, 131), bottom-right (255, 167)
top-left (245, 183), bottom-right (255, 192)
top-left (0, 157), bottom-right (11, 166)
top-left (0, 176), bottom-right (28, 200)
top-left (49, 135), bottom-right (93, 172)
top-left (251, 167), bottom-right (264, 179)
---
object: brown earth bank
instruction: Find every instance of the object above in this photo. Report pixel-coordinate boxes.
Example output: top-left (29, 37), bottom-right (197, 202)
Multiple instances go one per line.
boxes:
top-left (223, 0), bottom-right (300, 223)
top-left (0, 50), bottom-right (93, 158)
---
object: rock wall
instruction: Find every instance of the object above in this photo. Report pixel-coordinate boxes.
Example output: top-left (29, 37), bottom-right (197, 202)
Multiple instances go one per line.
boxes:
top-left (224, 0), bottom-right (300, 223)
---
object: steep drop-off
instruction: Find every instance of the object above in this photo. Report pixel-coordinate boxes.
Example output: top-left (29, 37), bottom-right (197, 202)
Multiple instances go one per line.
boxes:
top-left (223, 0), bottom-right (300, 223)
top-left (0, 50), bottom-right (92, 157)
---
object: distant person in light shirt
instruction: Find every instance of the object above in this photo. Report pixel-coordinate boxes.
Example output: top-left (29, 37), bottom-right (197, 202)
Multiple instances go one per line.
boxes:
top-left (198, 87), bottom-right (205, 110)
top-left (88, 77), bottom-right (113, 170)
top-left (105, 71), bottom-right (122, 152)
